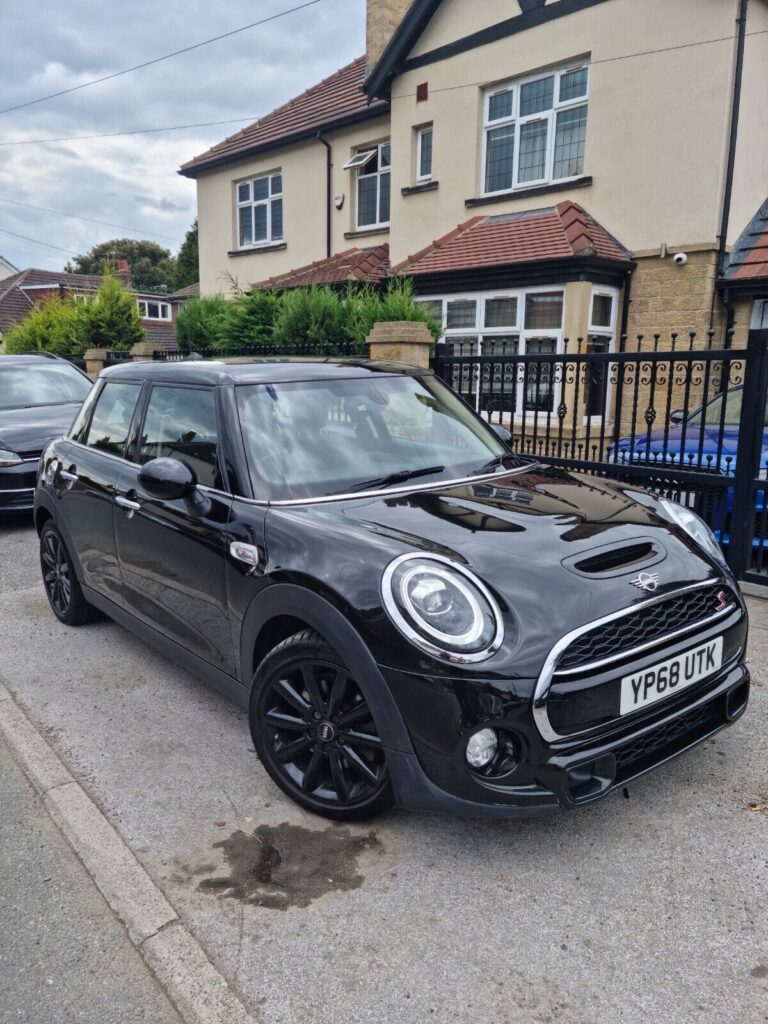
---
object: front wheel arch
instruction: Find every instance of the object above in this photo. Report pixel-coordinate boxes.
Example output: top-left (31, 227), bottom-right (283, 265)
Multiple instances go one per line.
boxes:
top-left (239, 584), bottom-right (414, 757)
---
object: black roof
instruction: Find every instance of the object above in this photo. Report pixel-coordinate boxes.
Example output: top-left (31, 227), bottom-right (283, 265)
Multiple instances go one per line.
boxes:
top-left (0, 353), bottom-right (74, 366)
top-left (100, 359), bottom-right (428, 386)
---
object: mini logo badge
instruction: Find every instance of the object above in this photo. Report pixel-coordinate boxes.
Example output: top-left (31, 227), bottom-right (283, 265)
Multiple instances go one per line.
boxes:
top-left (630, 572), bottom-right (660, 592)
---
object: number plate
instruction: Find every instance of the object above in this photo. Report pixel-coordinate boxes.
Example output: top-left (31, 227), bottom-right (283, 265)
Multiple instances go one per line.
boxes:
top-left (620, 636), bottom-right (723, 716)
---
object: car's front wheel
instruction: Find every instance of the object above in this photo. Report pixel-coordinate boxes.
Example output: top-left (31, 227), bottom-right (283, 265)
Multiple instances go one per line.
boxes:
top-left (40, 523), bottom-right (99, 626)
top-left (249, 630), bottom-right (394, 820)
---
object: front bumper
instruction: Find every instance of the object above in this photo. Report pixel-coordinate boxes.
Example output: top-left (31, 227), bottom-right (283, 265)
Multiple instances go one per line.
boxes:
top-left (0, 460), bottom-right (38, 513)
top-left (380, 623), bottom-right (750, 818)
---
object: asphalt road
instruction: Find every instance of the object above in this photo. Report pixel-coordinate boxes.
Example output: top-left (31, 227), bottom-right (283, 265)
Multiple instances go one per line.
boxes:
top-left (0, 729), bottom-right (182, 1024)
top-left (0, 513), bottom-right (766, 1024)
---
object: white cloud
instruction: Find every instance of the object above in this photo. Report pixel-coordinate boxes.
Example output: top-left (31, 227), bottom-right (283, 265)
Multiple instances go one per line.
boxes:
top-left (0, 0), bottom-right (365, 270)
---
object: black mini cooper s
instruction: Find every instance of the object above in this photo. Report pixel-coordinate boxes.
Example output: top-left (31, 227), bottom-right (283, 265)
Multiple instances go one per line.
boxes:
top-left (34, 360), bottom-right (749, 819)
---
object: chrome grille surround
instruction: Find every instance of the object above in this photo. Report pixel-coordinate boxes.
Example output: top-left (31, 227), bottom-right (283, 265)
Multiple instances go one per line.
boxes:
top-left (532, 578), bottom-right (742, 744)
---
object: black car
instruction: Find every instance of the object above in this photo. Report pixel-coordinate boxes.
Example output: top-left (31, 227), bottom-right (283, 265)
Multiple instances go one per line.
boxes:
top-left (34, 359), bottom-right (749, 820)
top-left (1, 354), bottom-right (92, 514)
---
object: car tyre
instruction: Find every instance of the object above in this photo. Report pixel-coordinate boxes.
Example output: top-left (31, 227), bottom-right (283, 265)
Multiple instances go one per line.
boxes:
top-left (250, 630), bottom-right (395, 821)
top-left (40, 523), bottom-right (100, 626)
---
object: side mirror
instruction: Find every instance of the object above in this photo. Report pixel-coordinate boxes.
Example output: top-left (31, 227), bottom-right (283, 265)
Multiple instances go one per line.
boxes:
top-left (490, 423), bottom-right (513, 447)
top-left (138, 457), bottom-right (197, 501)
top-left (670, 409), bottom-right (686, 425)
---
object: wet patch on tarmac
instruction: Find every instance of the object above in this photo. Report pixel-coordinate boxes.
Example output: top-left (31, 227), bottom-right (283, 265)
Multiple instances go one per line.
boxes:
top-left (196, 822), bottom-right (381, 910)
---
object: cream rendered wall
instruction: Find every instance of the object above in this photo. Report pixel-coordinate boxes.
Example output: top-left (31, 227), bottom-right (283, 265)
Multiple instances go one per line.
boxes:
top-left (728, 0), bottom-right (768, 244)
top-left (196, 114), bottom-right (391, 296)
top-left (389, 0), bottom-right (742, 265)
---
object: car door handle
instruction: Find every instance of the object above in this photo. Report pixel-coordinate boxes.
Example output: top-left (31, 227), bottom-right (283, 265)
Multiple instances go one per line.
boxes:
top-left (59, 469), bottom-right (79, 483)
top-left (115, 495), bottom-right (141, 517)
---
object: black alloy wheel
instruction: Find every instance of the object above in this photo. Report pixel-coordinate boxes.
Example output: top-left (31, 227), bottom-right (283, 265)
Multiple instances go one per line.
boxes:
top-left (250, 630), bottom-right (394, 820)
top-left (39, 523), bottom-right (99, 626)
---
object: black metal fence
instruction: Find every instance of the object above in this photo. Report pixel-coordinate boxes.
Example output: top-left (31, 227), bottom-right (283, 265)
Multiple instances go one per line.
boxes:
top-left (434, 329), bottom-right (768, 583)
top-left (151, 340), bottom-right (364, 361)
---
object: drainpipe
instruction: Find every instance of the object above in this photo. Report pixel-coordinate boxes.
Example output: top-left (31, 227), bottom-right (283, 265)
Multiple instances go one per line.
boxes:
top-left (619, 267), bottom-right (633, 351)
top-left (711, 0), bottom-right (749, 337)
top-left (317, 132), bottom-right (332, 259)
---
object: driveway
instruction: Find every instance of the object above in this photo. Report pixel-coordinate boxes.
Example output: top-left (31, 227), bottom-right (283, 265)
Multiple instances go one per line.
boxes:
top-left (1, 514), bottom-right (766, 1024)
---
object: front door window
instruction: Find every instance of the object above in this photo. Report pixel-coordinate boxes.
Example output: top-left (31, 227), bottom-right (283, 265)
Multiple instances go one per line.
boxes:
top-left (139, 386), bottom-right (221, 489)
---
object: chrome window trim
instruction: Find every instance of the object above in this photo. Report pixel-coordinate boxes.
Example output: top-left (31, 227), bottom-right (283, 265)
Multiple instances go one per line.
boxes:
top-left (380, 552), bottom-right (505, 664)
top-left (236, 465), bottom-right (536, 507)
top-left (0, 486), bottom-right (35, 494)
top-left (532, 578), bottom-right (741, 743)
top-left (22, 456), bottom-right (41, 463)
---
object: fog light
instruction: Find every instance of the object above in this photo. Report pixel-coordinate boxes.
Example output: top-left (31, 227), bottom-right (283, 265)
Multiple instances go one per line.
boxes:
top-left (465, 728), bottom-right (498, 769)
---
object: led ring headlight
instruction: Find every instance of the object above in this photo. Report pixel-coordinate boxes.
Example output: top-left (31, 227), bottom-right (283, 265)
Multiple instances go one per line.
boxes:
top-left (381, 553), bottom-right (504, 663)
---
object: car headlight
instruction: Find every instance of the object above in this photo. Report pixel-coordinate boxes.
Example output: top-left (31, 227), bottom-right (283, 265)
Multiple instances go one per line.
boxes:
top-left (381, 553), bottom-right (504, 662)
top-left (0, 448), bottom-right (21, 468)
top-left (659, 498), bottom-right (728, 569)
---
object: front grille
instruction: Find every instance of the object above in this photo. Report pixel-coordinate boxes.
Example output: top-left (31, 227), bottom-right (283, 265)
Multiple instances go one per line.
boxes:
top-left (614, 699), bottom-right (722, 783)
top-left (557, 584), bottom-right (734, 671)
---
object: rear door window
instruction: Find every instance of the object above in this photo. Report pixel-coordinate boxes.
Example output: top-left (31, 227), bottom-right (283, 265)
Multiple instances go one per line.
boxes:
top-left (139, 386), bottom-right (221, 489)
top-left (84, 382), bottom-right (142, 457)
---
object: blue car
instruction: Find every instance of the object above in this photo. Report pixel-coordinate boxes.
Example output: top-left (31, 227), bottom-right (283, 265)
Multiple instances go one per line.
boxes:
top-left (609, 386), bottom-right (765, 550)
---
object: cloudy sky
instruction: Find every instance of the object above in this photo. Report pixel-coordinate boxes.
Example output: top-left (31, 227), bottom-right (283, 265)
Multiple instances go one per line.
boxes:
top-left (0, 0), bottom-right (365, 272)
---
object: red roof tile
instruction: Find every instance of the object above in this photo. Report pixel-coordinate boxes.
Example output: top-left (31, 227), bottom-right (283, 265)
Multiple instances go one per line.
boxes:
top-left (253, 244), bottom-right (390, 290)
top-left (723, 199), bottom-right (768, 285)
top-left (392, 202), bottom-right (632, 276)
top-left (181, 57), bottom-right (389, 177)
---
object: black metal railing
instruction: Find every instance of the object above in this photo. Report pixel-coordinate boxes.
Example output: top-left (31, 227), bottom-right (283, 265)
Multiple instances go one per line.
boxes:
top-left (152, 340), bottom-right (363, 361)
top-left (434, 329), bottom-right (768, 582)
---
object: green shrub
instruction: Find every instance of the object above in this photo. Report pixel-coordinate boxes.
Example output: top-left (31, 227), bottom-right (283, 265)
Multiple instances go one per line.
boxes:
top-left (81, 272), bottom-right (144, 351)
top-left (223, 288), bottom-right (279, 350)
top-left (4, 297), bottom-right (87, 356)
top-left (175, 295), bottom-right (230, 352)
top-left (272, 286), bottom-right (360, 355)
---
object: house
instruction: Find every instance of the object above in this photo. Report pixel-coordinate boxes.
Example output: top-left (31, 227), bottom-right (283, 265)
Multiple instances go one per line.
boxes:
top-left (181, 0), bottom-right (768, 351)
top-left (0, 255), bottom-right (19, 283)
top-left (0, 265), bottom-right (185, 348)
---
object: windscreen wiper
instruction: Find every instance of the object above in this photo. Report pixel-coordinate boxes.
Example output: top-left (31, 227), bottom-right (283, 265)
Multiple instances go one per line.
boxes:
top-left (329, 464), bottom-right (446, 496)
top-left (473, 453), bottom-right (535, 475)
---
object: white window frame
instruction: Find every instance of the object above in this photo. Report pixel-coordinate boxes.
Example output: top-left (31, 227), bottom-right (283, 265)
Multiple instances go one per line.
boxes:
top-left (352, 141), bottom-right (391, 231)
top-left (482, 63), bottom-right (589, 197)
top-left (137, 299), bottom-right (172, 321)
top-left (584, 285), bottom-right (619, 425)
top-left (235, 171), bottom-right (283, 250)
top-left (416, 126), bottom-right (433, 182)
top-left (751, 299), bottom-right (768, 329)
top-left (421, 287), bottom-right (567, 420)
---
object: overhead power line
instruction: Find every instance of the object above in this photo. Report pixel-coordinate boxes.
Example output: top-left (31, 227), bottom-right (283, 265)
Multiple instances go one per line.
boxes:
top-left (0, 196), bottom-right (182, 244)
top-left (0, 116), bottom-right (259, 148)
top-left (0, 227), bottom-right (80, 257)
top-left (0, 0), bottom-right (325, 116)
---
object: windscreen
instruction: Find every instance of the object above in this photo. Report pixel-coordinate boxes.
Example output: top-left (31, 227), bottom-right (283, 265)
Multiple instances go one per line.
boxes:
top-left (236, 373), bottom-right (510, 501)
top-left (0, 363), bottom-right (92, 410)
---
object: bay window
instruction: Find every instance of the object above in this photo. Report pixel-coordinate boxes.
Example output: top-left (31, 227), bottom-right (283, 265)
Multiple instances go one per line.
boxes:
top-left (483, 64), bottom-right (589, 195)
top-left (426, 289), bottom-right (566, 416)
top-left (236, 172), bottom-right (283, 249)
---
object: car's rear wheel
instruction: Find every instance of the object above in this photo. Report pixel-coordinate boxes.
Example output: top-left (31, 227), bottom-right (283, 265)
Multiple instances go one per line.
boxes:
top-left (40, 523), bottom-right (99, 626)
top-left (250, 630), bottom-right (394, 820)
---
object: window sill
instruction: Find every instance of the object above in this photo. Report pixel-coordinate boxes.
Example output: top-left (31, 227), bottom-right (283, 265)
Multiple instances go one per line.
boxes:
top-left (401, 180), bottom-right (439, 196)
top-left (465, 176), bottom-right (593, 208)
top-left (344, 226), bottom-right (390, 240)
top-left (227, 242), bottom-right (287, 257)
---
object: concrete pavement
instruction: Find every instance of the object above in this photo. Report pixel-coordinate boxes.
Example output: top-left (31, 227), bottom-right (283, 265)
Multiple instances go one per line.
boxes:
top-left (0, 516), bottom-right (766, 1024)
top-left (0, 733), bottom-right (183, 1024)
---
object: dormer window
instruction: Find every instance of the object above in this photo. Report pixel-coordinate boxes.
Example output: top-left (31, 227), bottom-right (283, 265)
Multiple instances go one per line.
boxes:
top-left (345, 142), bottom-right (391, 230)
top-left (483, 64), bottom-right (589, 196)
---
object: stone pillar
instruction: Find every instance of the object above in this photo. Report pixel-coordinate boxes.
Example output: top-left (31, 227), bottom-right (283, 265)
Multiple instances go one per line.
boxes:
top-left (130, 341), bottom-right (159, 362)
top-left (83, 348), bottom-right (109, 377)
top-left (367, 321), bottom-right (434, 368)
